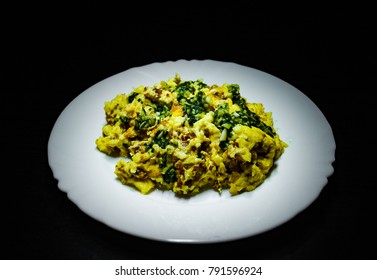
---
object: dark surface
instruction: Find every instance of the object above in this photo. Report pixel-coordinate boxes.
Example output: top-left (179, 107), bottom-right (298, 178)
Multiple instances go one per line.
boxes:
top-left (5, 11), bottom-right (376, 260)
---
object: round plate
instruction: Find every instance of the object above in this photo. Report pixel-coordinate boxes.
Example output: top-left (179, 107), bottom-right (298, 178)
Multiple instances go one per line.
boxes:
top-left (48, 59), bottom-right (336, 243)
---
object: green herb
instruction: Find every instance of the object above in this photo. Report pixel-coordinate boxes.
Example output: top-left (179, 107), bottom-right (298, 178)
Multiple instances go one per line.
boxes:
top-left (120, 116), bottom-right (130, 127)
top-left (147, 129), bottom-right (170, 151)
top-left (163, 166), bottom-right (177, 183)
top-left (152, 102), bottom-right (170, 119)
top-left (128, 92), bottom-right (138, 103)
top-left (176, 81), bottom-right (209, 125)
top-left (214, 103), bottom-right (233, 130)
top-left (175, 81), bottom-right (196, 95)
top-left (134, 108), bottom-right (156, 131)
top-left (214, 95), bottom-right (276, 141)
top-left (160, 154), bottom-right (168, 167)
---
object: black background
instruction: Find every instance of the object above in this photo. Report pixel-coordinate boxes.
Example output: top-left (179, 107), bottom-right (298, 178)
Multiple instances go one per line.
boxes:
top-left (5, 8), bottom-right (376, 260)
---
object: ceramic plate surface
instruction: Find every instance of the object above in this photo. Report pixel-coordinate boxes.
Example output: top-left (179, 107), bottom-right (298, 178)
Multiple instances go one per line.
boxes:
top-left (48, 59), bottom-right (336, 243)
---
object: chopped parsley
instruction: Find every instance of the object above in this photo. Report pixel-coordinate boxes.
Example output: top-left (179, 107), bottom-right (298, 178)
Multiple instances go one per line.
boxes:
top-left (135, 108), bottom-right (156, 131)
top-left (163, 166), bottom-right (177, 183)
top-left (176, 80), bottom-right (210, 125)
top-left (147, 129), bottom-right (170, 151)
top-left (214, 87), bottom-right (276, 138)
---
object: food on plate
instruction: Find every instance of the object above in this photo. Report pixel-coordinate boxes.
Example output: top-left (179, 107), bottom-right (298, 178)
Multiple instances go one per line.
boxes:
top-left (95, 74), bottom-right (287, 196)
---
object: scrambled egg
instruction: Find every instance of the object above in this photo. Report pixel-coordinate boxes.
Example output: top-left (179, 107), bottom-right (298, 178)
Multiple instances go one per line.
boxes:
top-left (95, 74), bottom-right (287, 196)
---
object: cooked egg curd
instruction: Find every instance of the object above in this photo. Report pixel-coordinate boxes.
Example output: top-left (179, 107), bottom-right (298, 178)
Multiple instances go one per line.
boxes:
top-left (95, 74), bottom-right (287, 196)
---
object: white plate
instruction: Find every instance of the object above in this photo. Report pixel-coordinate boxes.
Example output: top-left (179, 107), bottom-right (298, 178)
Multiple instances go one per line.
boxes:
top-left (48, 59), bottom-right (336, 243)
